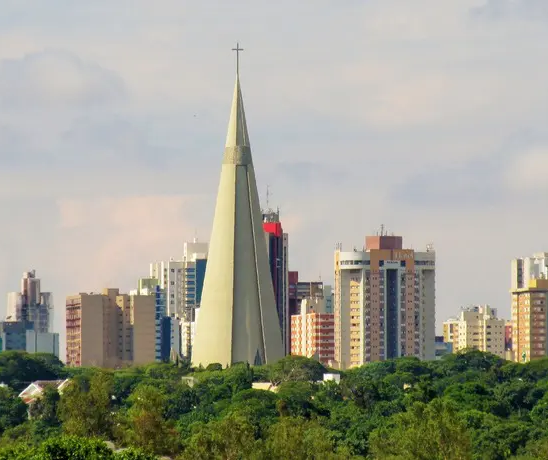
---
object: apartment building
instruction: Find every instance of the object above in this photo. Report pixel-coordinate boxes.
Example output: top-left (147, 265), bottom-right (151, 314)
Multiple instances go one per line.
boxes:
top-left (65, 288), bottom-right (155, 367)
top-left (443, 305), bottom-right (505, 358)
top-left (290, 296), bottom-right (335, 365)
top-left (511, 278), bottom-right (548, 363)
top-left (334, 232), bottom-right (435, 369)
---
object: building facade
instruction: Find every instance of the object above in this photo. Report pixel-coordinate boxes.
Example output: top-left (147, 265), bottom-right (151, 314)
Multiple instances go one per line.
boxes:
top-left (26, 331), bottom-right (60, 357)
top-left (6, 271), bottom-right (53, 333)
top-left (434, 336), bottom-right (452, 359)
top-left (0, 321), bottom-right (34, 351)
top-left (149, 239), bottom-right (208, 320)
top-left (263, 209), bottom-right (289, 354)
top-left (334, 233), bottom-right (436, 369)
top-left (511, 278), bottom-right (548, 363)
top-left (290, 296), bottom-right (335, 365)
top-left (191, 68), bottom-right (284, 367)
top-left (65, 288), bottom-right (156, 367)
top-left (442, 305), bottom-right (505, 357)
top-left (131, 280), bottom-right (169, 362)
top-left (288, 271), bottom-right (325, 316)
top-left (511, 253), bottom-right (548, 290)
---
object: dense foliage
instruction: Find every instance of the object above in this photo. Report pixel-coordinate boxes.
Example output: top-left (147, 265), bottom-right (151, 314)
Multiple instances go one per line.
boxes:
top-left (3, 350), bottom-right (548, 458)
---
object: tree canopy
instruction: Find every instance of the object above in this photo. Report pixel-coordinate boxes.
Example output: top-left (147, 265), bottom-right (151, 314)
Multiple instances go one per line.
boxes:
top-left (1, 349), bottom-right (548, 458)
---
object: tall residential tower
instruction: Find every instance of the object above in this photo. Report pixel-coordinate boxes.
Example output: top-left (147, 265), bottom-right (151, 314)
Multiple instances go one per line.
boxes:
top-left (511, 253), bottom-right (548, 362)
top-left (334, 232), bottom-right (435, 369)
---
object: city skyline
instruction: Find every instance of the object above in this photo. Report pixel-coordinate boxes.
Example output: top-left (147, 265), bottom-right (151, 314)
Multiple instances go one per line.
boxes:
top-left (1, 1), bottom-right (548, 355)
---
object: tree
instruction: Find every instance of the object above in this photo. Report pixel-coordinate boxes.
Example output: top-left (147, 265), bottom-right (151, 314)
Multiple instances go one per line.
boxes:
top-left (58, 371), bottom-right (115, 438)
top-left (369, 399), bottom-right (472, 460)
top-left (224, 363), bottom-right (253, 394)
top-left (0, 443), bottom-right (33, 460)
top-left (264, 417), bottom-right (350, 459)
top-left (268, 356), bottom-right (326, 385)
top-left (29, 386), bottom-right (61, 427)
top-left (340, 372), bottom-right (381, 410)
top-left (224, 389), bottom-right (279, 437)
top-left (34, 436), bottom-right (114, 460)
top-left (165, 383), bottom-right (197, 420)
top-left (276, 381), bottom-right (316, 418)
top-left (0, 386), bottom-right (27, 435)
top-left (121, 385), bottom-right (178, 455)
top-left (182, 414), bottom-right (259, 460)
top-left (114, 447), bottom-right (158, 459)
top-left (0, 352), bottom-right (65, 391)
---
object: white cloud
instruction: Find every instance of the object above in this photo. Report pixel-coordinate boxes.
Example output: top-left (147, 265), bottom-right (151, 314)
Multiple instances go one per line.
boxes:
top-left (1, 0), bottom-right (548, 344)
top-left (505, 146), bottom-right (548, 192)
top-left (0, 49), bottom-right (127, 109)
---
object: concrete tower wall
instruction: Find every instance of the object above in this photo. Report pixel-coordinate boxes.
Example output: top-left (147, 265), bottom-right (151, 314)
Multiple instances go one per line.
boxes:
top-left (192, 72), bottom-right (283, 367)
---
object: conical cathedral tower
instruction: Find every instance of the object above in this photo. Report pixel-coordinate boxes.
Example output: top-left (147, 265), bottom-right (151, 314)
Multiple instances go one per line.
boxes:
top-left (192, 49), bottom-right (284, 367)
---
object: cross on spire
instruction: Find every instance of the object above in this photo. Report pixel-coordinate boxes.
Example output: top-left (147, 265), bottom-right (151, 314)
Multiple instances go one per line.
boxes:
top-left (232, 42), bottom-right (244, 76)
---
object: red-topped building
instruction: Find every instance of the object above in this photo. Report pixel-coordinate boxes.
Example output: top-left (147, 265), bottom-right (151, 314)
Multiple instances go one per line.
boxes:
top-left (263, 210), bottom-right (289, 354)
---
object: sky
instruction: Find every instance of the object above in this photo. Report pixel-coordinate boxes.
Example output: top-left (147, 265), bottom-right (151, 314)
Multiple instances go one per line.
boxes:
top-left (1, 0), bottom-right (548, 355)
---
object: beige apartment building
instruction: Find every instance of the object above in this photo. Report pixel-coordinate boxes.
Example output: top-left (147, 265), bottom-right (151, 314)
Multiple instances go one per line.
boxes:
top-left (443, 305), bottom-right (505, 358)
top-left (334, 232), bottom-right (436, 369)
top-left (66, 288), bottom-right (155, 367)
top-left (290, 296), bottom-right (335, 365)
top-left (511, 279), bottom-right (548, 363)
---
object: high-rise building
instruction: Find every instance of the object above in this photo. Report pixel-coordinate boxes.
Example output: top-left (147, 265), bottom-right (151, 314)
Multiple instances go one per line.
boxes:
top-left (442, 305), bottom-right (505, 358)
top-left (192, 54), bottom-right (284, 367)
top-left (334, 232), bottom-right (436, 369)
top-left (511, 278), bottom-right (548, 363)
top-left (0, 321), bottom-right (34, 351)
top-left (131, 280), bottom-right (170, 362)
top-left (324, 285), bottom-right (334, 314)
top-left (263, 209), bottom-right (289, 354)
top-left (290, 296), bottom-right (335, 365)
top-left (65, 288), bottom-right (156, 367)
top-left (505, 321), bottom-right (513, 351)
top-left (6, 271), bottom-right (53, 333)
top-left (288, 271), bottom-right (325, 316)
top-left (511, 253), bottom-right (548, 290)
top-left (26, 330), bottom-right (60, 357)
top-left (182, 239), bottom-right (208, 322)
top-left (434, 336), bottom-right (452, 359)
top-left (149, 239), bottom-right (208, 320)
top-left (443, 318), bottom-right (459, 344)
top-left (505, 321), bottom-right (513, 361)
top-left (510, 253), bottom-right (548, 363)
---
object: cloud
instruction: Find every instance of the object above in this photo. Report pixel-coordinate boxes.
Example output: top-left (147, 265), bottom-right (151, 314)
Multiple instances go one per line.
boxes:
top-left (55, 195), bottom-right (204, 291)
top-left (1, 0), bottom-right (548, 347)
top-left (471, 0), bottom-right (548, 20)
top-left (504, 146), bottom-right (548, 192)
top-left (0, 49), bottom-right (127, 109)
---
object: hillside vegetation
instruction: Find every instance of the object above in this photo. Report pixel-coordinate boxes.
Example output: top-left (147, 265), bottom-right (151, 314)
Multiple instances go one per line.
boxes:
top-left (1, 350), bottom-right (548, 459)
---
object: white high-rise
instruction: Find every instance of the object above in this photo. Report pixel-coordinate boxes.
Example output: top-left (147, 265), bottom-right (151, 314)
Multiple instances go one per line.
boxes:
top-left (149, 239), bottom-right (208, 319)
top-left (512, 253), bottom-right (548, 290)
